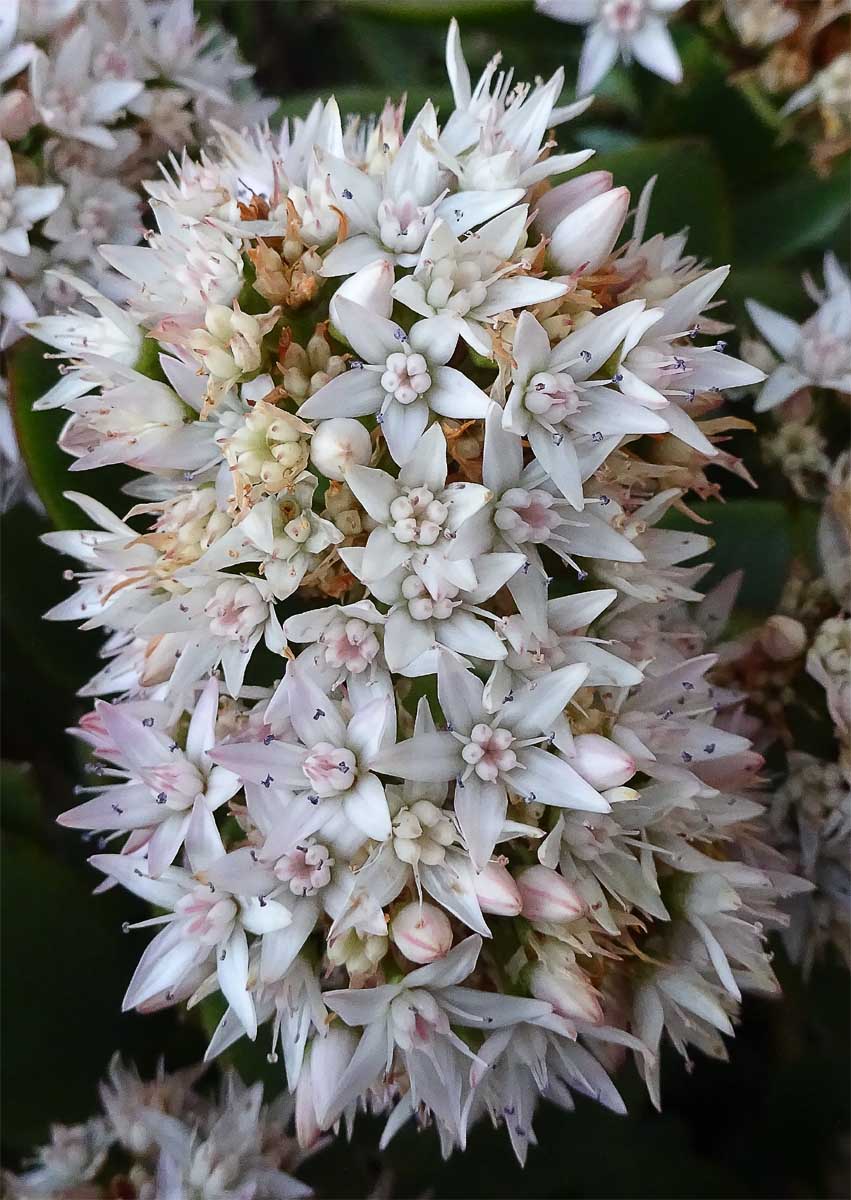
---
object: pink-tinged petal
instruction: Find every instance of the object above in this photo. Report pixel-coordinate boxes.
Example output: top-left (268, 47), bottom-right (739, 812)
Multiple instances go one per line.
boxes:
top-left (577, 24), bottom-right (620, 96)
top-left (508, 748), bottom-right (611, 812)
top-left (343, 771), bottom-right (392, 841)
top-left (287, 664), bottom-right (347, 748)
top-left (630, 17), bottom-right (682, 83)
top-left (527, 423), bottom-right (584, 509)
top-left (437, 653), bottom-right (486, 734)
top-left (208, 739), bottom-right (306, 788)
top-left (754, 363), bottom-right (810, 412)
top-left (58, 787), bottom-right (160, 833)
top-left (298, 365), bottom-right (383, 419)
top-left (440, 986), bottom-right (551, 1027)
top-left (454, 773), bottom-right (507, 871)
top-left (372, 733), bottom-right (460, 782)
top-left (549, 187), bottom-right (630, 274)
top-left (427, 366), bottom-right (490, 419)
top-left (534, 171), bottom-right (614, 237)
top-left (382, 397), bottom-right (429, 465)
top-left (217, 927), bottom-right (256, 1040)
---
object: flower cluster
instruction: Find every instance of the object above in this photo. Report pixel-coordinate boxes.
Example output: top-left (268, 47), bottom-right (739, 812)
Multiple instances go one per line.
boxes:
top-left (0, 0), bottom-right (272, 344)
top-left (32, 20), bottom-right (802, 1164)
top-left (4, 1056), bottom-right (313, 1199)
top-left (717, 255), bottom-right (851, 972)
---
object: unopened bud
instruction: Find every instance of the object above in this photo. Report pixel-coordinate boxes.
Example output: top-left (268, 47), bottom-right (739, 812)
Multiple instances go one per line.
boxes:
top-left (516, 865), bottom-right (586, 923)
top-left (310, 418), bottom-right (372, 481)
top-left (391, 901), bottom-right (452, 964)
top-left (760, 615), bottom-right (807, 662)
top-left (474, 861), bottom-right (522, 916)
top-left (529, 961), bottom-right (603, 1024)
top-left (570, 734), bottom-right (635, 790)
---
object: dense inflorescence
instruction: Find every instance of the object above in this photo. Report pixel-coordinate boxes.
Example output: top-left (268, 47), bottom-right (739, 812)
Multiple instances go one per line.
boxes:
top-left (30, 20), bottom-right (808, 1164)
top-left (4, 1057), bottom-right (313, 1199)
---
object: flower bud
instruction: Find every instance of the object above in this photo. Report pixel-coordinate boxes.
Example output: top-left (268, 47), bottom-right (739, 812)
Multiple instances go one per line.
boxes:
top-left (474, 861), bottom-right (522, 916)
top-left (549, 187), bottom-right (630, 275)
top-left (528, 961), bottom-right (603, 1025)
top-left (759, 615), bottom-right (807, 662)
top-left (330, 257), bottom-right (394, 328)
top-left (516, 865), bottom-right (586, 923)
top-left (391, 901), bottom-right (452, 964)
top-left (309, 417), bottom-right (372, 481)
top-left (534, 170), bottom-right (614, 237)
top-left (570, 734), bottom-right (635, 790)
top-left (296, 1025), bottom-right (358, 1145)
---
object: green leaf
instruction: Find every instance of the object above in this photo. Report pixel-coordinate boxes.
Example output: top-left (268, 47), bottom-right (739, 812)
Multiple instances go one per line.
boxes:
top-left (587, 138), bottom-right (732, 263)
top-left (733, 159), bottom-right (851, 264)
top-left (661, 498), bottom-right (818, 615)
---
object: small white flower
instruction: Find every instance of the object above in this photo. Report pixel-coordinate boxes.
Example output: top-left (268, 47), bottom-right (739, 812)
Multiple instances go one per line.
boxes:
top-left (538, 0), bottom-right (687, 96)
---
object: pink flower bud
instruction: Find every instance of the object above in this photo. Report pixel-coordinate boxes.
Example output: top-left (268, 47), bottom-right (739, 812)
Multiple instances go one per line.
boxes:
top-left (296, 1025), bottom-right (358, 1146)
top-left (570, 734), bottom-right (635, 790)
top-left (549, 187), bottom-right (630, 275)
top-left (391, 901), bottom-right (452, 964)
top-left (474, 861), bottom-right (522, 916)
top-left (529, 962), bottom-right (603, 1025)
top-left (516, 865), bottom-right (586, 923)
top-left (534, 170), bottom-right (614, 237)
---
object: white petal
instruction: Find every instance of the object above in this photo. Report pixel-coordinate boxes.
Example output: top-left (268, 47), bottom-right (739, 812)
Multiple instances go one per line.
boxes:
top-left (454, 773), bottom-right (506, 871)
top-left (343, 771), bottom-right (392, 840)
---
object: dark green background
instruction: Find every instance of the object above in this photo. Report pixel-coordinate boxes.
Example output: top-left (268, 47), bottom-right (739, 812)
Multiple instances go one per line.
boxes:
top-left (2, 2), bottom-right (849, 1195)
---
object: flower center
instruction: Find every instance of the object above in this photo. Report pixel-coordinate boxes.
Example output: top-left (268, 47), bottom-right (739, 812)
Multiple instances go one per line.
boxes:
top-left (323, 617), bottom-right (381, 672)
top-left (461, 722), bottom-right (517, 782)
top-left (392, 799), bottom-right (455, 865)
top-left (302, 742), bottom-right (357, 794)
top-left (424, 256), bottom-right (489, 316)
top-left (495, 487), bottom-right (562, 544)
top-left (381, 351), bottom-right (432, 405)
top-left (378, 193), bottom-right (436, 255)
top-left (601, 0), bottom-right (646, 34)
top-left (176, 889), bottom-right (237, 944)
top-left (388, 487), bottom-right (448, 546)
top-left (524, 371), bottom-right (584, 422)
top-left (204, 580), bottom-right (266, 640)
top-left (400, 573), bottom-right (457, 620)
top-left (274, 840), bottom-right (334, 895)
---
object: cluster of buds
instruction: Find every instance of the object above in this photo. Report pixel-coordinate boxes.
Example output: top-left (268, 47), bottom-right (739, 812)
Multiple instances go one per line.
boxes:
top-left (27, 21), bottom-right (807, 1167)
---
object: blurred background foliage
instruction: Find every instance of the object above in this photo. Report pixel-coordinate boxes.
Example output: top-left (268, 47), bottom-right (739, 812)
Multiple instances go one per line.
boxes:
top-left (2, 1), bottom-right (849, 1196)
